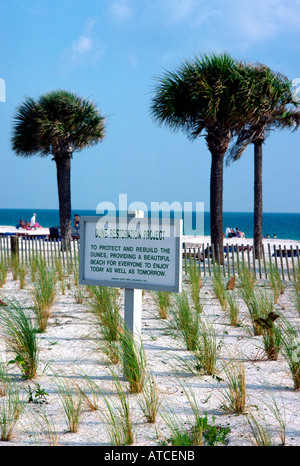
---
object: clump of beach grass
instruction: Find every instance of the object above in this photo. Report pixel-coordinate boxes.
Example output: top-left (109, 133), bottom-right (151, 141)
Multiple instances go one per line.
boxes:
top-left (262, 390), bottom-right (287, 446)
top-left (153, 290), bottom-right (171, 319)
top-left (100, 373), bottom-right (133, 446)
top-left (73, 259), bottom-right (79, 286)
top-left (246, 410), bottom-right (275, 446)
top-left (247, 288), bottom-right (282, 360)
top-left (30, 265), bottom-right (57, 333)
top-left (0, 358), bottom-right (10, 397)
top-left (219, 357), bottom-right (246, 415)
top-left (237, 264), bottom-right (256, 305)
top-left (10, 255), bottom-right (19, 281)
top-left (212, 266), bottom-right (227, 311)
top-left (0, 299), bottom-right (39, 379)
top-left (0, 384), bottom-right (25, 441)
top-left (54, 256), bottom-right (66, 294)
top-left (73, 284), bottom-right (85, 304)
top-left (121, 329), bottom-right (147, 394)
top-left (224, 289), bottom-right (240, 326)
top-left (193, 316), bottom-right (222, 376)
top-left (55, 374), bottom-right (85, 433)
top-left (170, 290), bottom-right (201, 351)
top-left (268, 260), bottom-right (286, 303)
top-left (0, 261), bottom-right (8, 287)
top-left (138, 371), bottom-right (161, 423)
top-left (281, 318), bottom-right (300, 390)
top-left (74, 370), bottom-right (101, 412)
top-left (18, 262), bottom-right (27, 289)
top-left (29, 254), bottom-right (45, 283)
top-left (292, 263), bottom-right (300, 315)
top-left (88, 287), bottom-right (122, 341)
top-left (161, 384), bottom-right (229, 446)
top-left (88, 286), bottom-right (123, 364)
top-left (244, 287), bottom-right (279, 339)
top-left (186, 258), bottom-right (203, 313)
top-left (30, 408), bottom-right (59, 446)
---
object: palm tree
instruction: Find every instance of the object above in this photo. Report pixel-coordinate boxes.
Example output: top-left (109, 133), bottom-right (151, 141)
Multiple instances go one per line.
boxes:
top-left (227, 64), bottom-right (300, 257)
top-left (12, 90), bottom-right (106, 247)
top-left (150, 53), bottom-right (257, 260)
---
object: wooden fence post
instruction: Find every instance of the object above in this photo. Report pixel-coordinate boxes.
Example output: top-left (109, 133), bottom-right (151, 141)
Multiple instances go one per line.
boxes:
top-left (10, 236), bottom-right (19, 262)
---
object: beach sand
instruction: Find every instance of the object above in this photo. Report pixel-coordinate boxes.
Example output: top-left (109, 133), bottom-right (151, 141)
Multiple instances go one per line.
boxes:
top-left (1, 224), bottom-right (299, 247)
top-left (0, 233), bottom-right (299, 447)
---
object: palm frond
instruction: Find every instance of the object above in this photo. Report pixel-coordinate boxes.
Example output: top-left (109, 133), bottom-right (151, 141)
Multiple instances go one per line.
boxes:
top-left (11, 90), bottom-right (106, 158)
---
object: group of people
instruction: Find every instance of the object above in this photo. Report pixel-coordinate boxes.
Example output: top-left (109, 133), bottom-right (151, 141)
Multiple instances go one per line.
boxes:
top-left (225, 226), bottom-right (245, 238)
top-left (16, 213), bottom-right (80, 231)
top-left (16, 213), bottom-right (42, 230)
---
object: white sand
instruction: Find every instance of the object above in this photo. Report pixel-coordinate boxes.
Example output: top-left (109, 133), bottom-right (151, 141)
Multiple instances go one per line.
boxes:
top-left (1, 224), bottom-right (299, 248)
top-left (0, 255), bottom-right (299, 448)
top-left (183, 234), bottom-right (300, 249)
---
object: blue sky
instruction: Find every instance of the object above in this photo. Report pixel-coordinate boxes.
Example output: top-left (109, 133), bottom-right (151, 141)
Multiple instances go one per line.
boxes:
top-left (0, 0), bottom-right (300, 214)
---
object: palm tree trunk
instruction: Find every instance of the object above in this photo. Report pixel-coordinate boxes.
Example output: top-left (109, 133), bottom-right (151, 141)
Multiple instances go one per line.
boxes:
top-left (55, 155), bottom-right (72, 250)
top-left (210, 152), bottom-right (225, 264)
top-left (254, 141), bottom-right (263, 259)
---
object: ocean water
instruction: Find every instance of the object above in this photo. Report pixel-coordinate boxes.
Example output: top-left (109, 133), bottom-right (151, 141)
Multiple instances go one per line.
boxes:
top-left (0, 208), bottom-right (299, 240)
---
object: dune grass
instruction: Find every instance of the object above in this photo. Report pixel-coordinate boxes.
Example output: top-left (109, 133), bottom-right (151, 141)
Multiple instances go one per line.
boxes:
top-left (121, 329), bottom-right (147, 394)
top-left (30, 265), bottom-right (57, 333)
top-left (186, 258), bottom-right (203, 313)
top-left (100, 373), bottom-right (133, 446)
top-left (224, 289), bottom-right (240, 326)
top-left (281, 318), bottom-right (300, 390)
top-left (138, 371), bottom-right (161, 423)
top-left (0, 299), bottom-right (39, 379)
top-left (0, 260), bottom-right (8, 288)
top-left (55, 374), bottom-right (85, 433)
top-left (88, 286), bottom-right (123, 364)
top-left (0, 384), bottom-right (24, 441)
top-left (193, 316), bottom-right (222, 376)
top-left (219, 358), bottom-right (246, 415)
top-left (153, 290), bottom-right (171, 319)
top-left (171, 290), bottom-right (201, 351)
top-left (212, 266), bottom-right (228, 312)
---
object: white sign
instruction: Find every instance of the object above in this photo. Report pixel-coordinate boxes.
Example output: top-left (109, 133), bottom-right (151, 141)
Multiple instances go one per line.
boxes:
top-left (79, 216), bottom-right (182, 292)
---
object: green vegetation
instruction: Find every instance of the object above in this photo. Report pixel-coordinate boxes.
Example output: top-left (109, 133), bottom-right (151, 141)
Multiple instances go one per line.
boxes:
top-left (0, 249), bottom-right (299, 446)
top-left (153, 290), bottom-right (171, 319)
top-left (30, 265), bottom-right (57, 333)
top-left (0, 299), bottom-right (39, 379)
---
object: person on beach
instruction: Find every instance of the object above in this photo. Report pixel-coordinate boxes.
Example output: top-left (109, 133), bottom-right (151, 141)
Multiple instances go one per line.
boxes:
top-left (30, 213), bottom-right (36, 227)
top-left (16, 219), bottom-right (26, 229)
top-left (74, 214), bottom-right (80, 229)
top-left (236, 227), bottom-right (245, 238)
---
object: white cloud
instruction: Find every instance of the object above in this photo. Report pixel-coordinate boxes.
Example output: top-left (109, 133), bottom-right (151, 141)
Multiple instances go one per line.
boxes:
top-left (230, 0), bottom-right (300, 46)
top-left (59, 18), bottom-right (104, 72)
top-left (110, 1), bottom-right (132, 21)
top-left (73, 36), bottom-right (93, 55)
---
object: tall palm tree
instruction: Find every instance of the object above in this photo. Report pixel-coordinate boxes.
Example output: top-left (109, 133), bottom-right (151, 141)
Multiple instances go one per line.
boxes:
top-left (12, 90), bottom-right (106, 247)
top-left (150, 53), bottom-right (257, 260)
top-left (227, 64), bottom-right (300, 257)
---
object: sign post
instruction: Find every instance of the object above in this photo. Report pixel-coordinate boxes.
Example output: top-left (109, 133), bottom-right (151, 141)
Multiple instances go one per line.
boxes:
top-left (79, 213), bottom-right (182, 345)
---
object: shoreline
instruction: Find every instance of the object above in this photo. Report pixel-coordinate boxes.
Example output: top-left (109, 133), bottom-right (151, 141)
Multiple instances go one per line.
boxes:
top-left (0, 225), bottom-right (300, 246)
